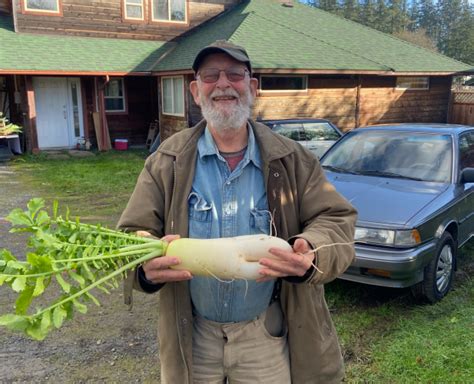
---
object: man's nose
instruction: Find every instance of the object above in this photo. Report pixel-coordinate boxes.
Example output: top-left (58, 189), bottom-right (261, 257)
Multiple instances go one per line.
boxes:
top-left (215, 70), bottom-right (231, 87)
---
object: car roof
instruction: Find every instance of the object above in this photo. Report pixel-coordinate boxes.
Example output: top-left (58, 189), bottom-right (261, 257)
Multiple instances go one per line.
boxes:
top-left (260, 118), bottom-right (334, 124)
top-left (355, 123), bottom-right (473, 135)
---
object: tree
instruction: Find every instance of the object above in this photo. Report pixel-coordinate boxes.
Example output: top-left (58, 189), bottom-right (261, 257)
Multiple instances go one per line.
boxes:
top-left (387, 0), bottom-right (410, 33)
top-left (393, 28), bottom-right (439, 52)
top-left (359, 0), bottom-right (378, 27)
top-left (342, 0), bottom-right (360, 22)
top-left (437, 0), bottom-right (474, 64)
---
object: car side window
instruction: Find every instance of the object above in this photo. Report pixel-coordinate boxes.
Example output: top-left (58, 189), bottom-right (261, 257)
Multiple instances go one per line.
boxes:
top-left (273, 123), bottom-right (304, 141)
top-left (459, 132), bottom-right (474, 169)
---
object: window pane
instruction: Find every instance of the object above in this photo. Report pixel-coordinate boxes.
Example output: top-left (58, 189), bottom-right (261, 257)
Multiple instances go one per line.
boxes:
top-left (105, 98), bottom-right (124, 111)
top-left (127, 0), bottom-right (142, 4)
top-left (172, 77), bottom-right (184, 114)
top-left (396, 76), bottom-right (429, 89)
top-left (170, 0), bottom-right (185, 21)
top-left (162, 78), bottom-right (173, 114)
top-left (460, 132), bottom-right (474, 168)
top-left (126, 4), bottom-right (143, 18)
top-left (154, 0), bottom-right (169, 20)
top-left (261, 76), bottom-right (306, 91)
top-left (26, 0), bottom-right (58, 11)
top-left (70, 82), bottom-right (81, 137)
top-left (105, 80), bottom-right (123, 97)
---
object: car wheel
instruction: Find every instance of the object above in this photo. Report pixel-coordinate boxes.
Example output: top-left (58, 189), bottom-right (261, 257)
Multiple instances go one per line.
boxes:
top-left (412, 232), bottom-right (456, 304)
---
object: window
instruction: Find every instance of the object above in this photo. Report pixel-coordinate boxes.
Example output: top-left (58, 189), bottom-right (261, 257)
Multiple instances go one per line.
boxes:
top-left (260, 75), bottom-right (308, 92)
top-left (151, 0), bottom-right (186, 22)
top-left (396, 76), bottom-right (429, 90)
top-left (124, 0), bottom-right (144, 20)
top-left (105, 79), bottom-right (126, 113)
top-left (459, 132), bottom-right (474, 169)
top-left (23, 0), bottom-right (61, 14)
top-left (161, 76), bottom-right (184, 116)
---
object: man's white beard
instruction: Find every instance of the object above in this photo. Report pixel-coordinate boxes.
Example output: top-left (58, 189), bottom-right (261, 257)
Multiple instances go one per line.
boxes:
top-left (199, 87), bottom-right (254, 132)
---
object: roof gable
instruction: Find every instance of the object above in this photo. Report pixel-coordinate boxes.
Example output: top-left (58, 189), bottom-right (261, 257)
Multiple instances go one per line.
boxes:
top-left (154, 0), bottom-right (472, 74)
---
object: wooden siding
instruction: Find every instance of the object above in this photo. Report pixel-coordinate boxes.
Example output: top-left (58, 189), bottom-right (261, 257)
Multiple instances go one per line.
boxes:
top-left (14, 0), bottom-right (240, 40)
top-left (174, 74), bottom-right (454, 136)
top-left (449, 90), bottom-right (474, 126)
top-left (358, 76), bottom-right (452, 127)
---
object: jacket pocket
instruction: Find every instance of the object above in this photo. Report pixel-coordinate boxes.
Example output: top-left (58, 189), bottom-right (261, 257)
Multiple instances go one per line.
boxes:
top-left (188, 192), bottom-right (213, 238)
top-left (249, 208), bottom-right (271, 235)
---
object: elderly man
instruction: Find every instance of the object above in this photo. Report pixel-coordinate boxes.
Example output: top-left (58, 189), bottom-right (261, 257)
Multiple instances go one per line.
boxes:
top-left (118, 40), bottom-right (357, 384)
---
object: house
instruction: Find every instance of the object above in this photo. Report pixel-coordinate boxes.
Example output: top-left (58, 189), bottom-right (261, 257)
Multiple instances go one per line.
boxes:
top-left (0, 0), bottom-right (472, 152)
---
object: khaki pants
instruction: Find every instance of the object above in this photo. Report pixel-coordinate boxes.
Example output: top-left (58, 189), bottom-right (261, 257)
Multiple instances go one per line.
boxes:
top-left (192, 302), bottom-right (291, 384)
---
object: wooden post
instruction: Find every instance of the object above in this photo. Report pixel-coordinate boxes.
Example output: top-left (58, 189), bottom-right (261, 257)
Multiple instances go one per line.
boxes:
top-left (24, 76), bottom-right (39, 153)
top-left (354, 75), bottom-right (361, 128)
top-left (80, 77), bottom-right (90, 143)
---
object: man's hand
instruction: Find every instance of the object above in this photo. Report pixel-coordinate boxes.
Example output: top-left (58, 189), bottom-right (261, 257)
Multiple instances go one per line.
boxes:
top-left (136, 232), bottom-right (193, 284)
top-left (256, 238), bottom-right (314, 282)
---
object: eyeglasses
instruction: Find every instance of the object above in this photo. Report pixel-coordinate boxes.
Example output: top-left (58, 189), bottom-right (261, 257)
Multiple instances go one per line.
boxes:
top-left (197, 68), bottom-right (249, 83)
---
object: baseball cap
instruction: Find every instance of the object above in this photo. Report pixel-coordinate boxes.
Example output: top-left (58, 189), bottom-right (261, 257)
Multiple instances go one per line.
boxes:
top-left (192, 40), bottom-right (252, 73)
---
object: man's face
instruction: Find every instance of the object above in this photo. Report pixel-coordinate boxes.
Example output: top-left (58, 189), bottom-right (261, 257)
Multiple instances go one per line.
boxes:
top-left (190, 53), bottom-right (258, 131)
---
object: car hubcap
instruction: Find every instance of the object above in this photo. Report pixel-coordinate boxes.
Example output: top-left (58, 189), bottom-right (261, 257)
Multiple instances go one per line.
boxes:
top-left (436, 244), bottom-right (453, 293)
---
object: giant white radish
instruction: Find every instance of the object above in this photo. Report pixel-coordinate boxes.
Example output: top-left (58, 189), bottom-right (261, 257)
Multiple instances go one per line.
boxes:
top-left (166, 234), bottom-right (293, 280)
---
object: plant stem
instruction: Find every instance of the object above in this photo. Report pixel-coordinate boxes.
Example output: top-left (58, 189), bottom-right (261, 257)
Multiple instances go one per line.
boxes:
top-left (30, 248), bottom-right (164, 319)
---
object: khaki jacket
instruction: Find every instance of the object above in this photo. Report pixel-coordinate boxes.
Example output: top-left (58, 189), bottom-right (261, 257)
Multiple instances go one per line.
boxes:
top-left (118, 120), bottom-right (357, 384)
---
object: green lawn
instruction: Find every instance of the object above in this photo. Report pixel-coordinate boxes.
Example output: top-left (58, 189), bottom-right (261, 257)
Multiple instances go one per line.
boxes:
top-left (9, 151), bottom-right (474, 383)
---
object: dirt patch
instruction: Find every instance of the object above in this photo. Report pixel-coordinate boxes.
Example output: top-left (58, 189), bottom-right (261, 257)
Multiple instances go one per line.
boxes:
top-left (0, 163), bottom-right (162, 383)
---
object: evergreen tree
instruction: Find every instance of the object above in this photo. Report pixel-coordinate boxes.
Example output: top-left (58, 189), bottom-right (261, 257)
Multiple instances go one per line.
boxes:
top-left (374, 0), bottom-right (390, 33)
top-left (318, 0), bottom-right (341, 14)
top-left (342, 0), bottom-right (359, 22)
top-left (416, 0), bottom-right (440, 41)
top-left (438, 0), bottom-right (474, 64)
top-left (359, 0), bottom-right (378, 27)
top-left (387, 0), bottom-right (410, 34)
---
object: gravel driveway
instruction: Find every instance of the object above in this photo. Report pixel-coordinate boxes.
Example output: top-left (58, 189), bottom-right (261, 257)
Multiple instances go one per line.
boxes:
top-left (0, 163), bottom-right (162, 383)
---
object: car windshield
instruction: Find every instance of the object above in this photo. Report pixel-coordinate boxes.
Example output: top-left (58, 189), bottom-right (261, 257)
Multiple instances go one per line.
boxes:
top-left (272, 122), bottom-right (340, 141)
top-left (321, 130), bottom-right (453, 183)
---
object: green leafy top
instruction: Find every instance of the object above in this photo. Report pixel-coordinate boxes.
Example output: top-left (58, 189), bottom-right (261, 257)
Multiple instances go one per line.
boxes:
top-left (0, 198), bottom-right (165, 340)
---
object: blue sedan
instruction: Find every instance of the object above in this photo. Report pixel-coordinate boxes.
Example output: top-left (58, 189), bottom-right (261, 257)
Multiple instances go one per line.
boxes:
top-left (320, 124), bottom-right (474, 302)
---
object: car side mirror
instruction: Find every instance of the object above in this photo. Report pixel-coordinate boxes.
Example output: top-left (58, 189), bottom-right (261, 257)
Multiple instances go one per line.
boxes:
top-left (460, 167), bottom-right (474, 183)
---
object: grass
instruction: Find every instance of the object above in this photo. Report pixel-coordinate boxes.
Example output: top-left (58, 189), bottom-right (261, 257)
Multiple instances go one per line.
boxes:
top-left (6, 151), bottom-right (474, 383)
top-left (10, 149), bottom-right (148, 225)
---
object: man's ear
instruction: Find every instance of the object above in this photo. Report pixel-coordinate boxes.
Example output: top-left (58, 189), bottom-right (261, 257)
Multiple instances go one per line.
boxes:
top-left (250, 77), bottom-right (258, 98)
top-left (190, 81), bottom-right (201, 106)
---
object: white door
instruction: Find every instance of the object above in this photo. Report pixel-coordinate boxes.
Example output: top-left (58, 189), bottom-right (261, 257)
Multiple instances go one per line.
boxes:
top-left (33, 77), bottom-right (84, 149)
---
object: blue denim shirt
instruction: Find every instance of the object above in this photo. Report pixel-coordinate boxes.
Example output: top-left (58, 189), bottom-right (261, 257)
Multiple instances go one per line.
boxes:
top-left (188, 126), bottom-right (274, 322)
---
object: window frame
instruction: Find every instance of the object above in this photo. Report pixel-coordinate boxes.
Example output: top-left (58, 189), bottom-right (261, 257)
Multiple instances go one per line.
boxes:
top-left (21, 0), bottom-right (62, 16)
top-left (259, 75), bottom-right (308, 93)
top-left (150, 0), bottom-right (187, 24)
top-left (123, 0), bottom-right (145, 22)
top-left (395, 76), bottom-right (430, 91)
top-left (104, 78), bottom-right (127, 114)
top-left (161, 75), bottom-right (185, 117)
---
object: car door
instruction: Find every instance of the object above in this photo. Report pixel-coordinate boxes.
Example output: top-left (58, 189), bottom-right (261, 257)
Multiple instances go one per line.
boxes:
top-left (457, 131), bottom-right (474, 244)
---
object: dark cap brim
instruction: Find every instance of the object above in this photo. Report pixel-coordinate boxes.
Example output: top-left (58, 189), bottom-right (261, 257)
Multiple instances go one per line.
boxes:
top-left (192, 47), bottom-right (252, 73)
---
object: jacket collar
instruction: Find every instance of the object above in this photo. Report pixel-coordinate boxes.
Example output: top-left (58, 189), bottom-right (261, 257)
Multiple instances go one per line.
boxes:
top-left (158, 119), bottom-right (295, 162)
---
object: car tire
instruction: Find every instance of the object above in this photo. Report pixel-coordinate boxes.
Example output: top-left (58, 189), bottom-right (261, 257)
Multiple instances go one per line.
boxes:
top-left (412, 232), bottom-right (456, 304)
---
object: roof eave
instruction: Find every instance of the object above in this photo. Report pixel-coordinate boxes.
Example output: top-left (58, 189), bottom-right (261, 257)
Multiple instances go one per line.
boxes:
top-left (0, 69), bottom-right (153, 76)
top-left (152, 68), bottom-right (473, 77)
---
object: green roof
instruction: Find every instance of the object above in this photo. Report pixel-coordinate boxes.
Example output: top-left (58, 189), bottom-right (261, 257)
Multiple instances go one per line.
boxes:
top-left (0, 15), bottom-right (168, 74)
top-left (154, 0), bottom-right (472, 74)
